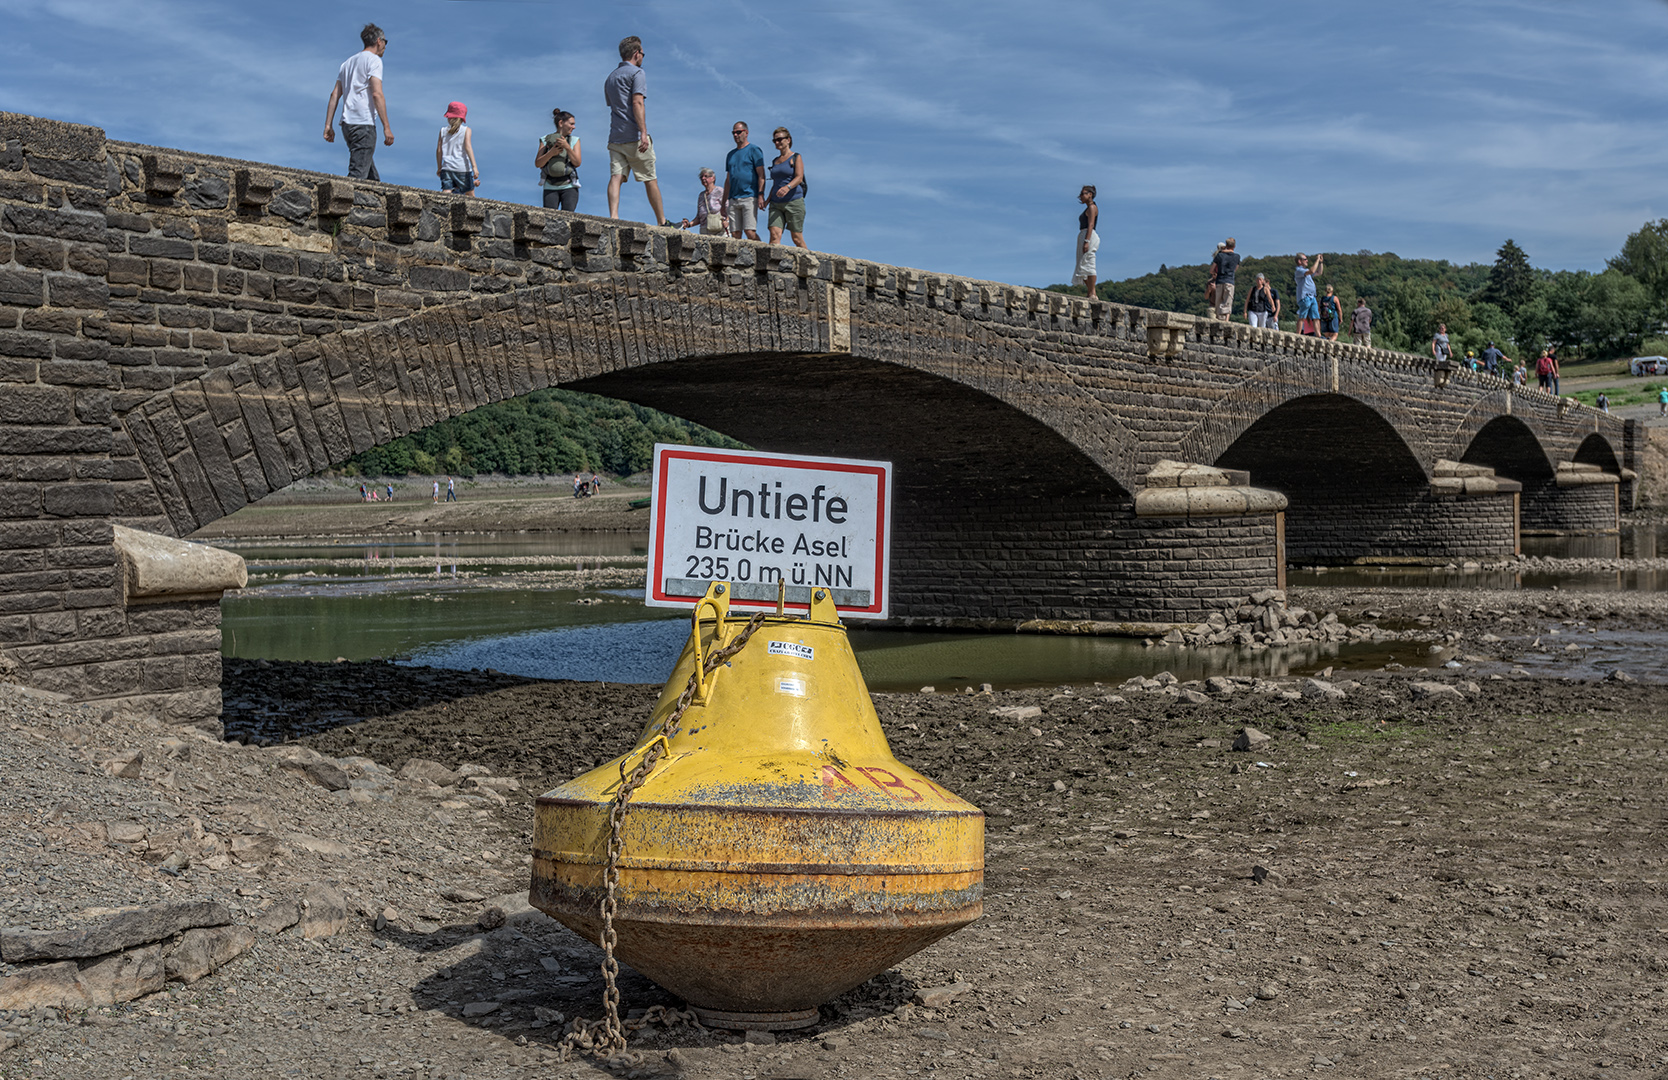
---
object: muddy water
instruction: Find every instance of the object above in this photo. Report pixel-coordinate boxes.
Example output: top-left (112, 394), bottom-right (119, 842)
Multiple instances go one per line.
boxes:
top-left (219, 528), bottom-right (1662, 689)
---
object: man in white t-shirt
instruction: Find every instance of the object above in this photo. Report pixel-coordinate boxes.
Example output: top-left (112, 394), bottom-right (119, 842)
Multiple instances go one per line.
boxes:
top-left (323, 24), bottom-right (394, 181)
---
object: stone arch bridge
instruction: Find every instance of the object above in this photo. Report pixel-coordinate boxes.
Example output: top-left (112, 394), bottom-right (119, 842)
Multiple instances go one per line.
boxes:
top-left (0, 113), bottom-right (1636, 727)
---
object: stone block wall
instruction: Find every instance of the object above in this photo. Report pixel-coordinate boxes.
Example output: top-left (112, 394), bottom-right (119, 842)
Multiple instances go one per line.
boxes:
top-left (890, 492), bottom-right (1279, 626)
top-left (1521, 480), bottom-right (1618, 535)
top-left (12, 598), bottom-right (225, 729)
top-left (1285, 487), bottom-right (1518, 564)
top-left (0, 114), bottom-right (124, 704)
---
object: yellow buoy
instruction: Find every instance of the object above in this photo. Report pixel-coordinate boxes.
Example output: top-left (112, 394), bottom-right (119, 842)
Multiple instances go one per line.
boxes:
top-left (530, 583), bottom-right (983, 1030)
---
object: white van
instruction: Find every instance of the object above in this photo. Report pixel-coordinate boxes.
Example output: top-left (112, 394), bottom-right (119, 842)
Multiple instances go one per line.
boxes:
top-left (1630, 356), bottom-right (1668, 376)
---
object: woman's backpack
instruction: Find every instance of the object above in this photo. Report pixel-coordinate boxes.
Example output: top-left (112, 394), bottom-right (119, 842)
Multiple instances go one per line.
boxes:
top-left (541, 134), bottom-right (576, 184)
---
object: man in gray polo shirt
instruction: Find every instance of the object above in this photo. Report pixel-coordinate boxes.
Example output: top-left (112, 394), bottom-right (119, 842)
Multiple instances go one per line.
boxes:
top-left (604, 35), bottom-right (666, 225)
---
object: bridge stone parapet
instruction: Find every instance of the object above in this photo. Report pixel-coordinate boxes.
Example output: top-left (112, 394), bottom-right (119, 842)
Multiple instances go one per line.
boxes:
top-left (0, 111), bottom-right (1640, 725)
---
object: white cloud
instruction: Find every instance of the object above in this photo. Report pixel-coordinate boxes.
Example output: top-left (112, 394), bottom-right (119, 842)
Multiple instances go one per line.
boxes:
top-left (3, 0), bottom-right (1667, 282)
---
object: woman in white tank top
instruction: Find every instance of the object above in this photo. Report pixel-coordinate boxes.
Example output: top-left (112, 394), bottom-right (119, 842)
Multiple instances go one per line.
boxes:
top-left (436, 101), bottom-right (479, 195)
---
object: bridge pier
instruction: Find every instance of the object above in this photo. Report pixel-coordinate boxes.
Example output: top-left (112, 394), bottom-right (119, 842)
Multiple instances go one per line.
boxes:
top-left (888, 461), bottom-right (1284, 629)
top-left (1274, 460), bottom-right (1522, 565)
top-left (1519, 463), bottom-right (1620, 535)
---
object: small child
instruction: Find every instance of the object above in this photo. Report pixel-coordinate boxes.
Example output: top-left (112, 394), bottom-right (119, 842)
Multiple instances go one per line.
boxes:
top-left (436, 102), bottom-right (480, 195)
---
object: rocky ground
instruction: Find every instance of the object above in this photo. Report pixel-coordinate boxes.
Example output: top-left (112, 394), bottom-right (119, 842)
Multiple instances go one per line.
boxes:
top-left (2, 584), bottom-right (1667, 1080)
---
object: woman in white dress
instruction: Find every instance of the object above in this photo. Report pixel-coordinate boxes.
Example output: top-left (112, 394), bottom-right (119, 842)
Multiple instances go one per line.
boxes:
top-left (1073, 185), bottom-right (1099, 296)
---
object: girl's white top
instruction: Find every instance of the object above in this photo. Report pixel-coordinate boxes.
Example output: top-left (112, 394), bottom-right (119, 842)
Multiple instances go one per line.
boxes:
top-left (440, 125), bottom-right (470, 171)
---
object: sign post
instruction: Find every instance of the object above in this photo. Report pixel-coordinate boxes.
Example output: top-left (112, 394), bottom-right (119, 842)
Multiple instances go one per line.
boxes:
top-left (645, 444), bottom-right (892, 618)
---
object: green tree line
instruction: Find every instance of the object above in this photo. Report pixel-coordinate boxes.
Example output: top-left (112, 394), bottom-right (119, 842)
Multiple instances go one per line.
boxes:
top-left (341, 389), bottom-right (746, 478)
top-left (1053, 221), bottom-right (1668, 362)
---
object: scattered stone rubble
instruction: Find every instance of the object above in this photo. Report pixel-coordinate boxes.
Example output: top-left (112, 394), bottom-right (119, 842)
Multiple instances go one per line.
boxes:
top-left (0, 679), bottom-right (541, 1066)
top-left (1151, 589), bottom-right (1430, 650)
top-left (1113, 668), bottom-right (1487, 707)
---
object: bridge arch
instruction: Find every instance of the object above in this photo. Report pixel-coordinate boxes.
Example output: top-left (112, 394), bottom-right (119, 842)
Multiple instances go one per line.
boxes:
top-left (113, 281), bottom-right (1151, 540)
top-left (1572, 432), bottom-right (1621, 474)
top-left (1458, 417), bottom-right (1620, 535)
top-left (1457, 415), bottom-right (1556, 485)
top-left (1207, 393), bottom-right (1482, 563)
top-left (115, 280), bottom-right (1220, 625)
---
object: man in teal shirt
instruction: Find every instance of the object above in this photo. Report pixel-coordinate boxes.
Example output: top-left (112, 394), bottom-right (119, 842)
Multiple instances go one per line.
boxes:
top-left (722, 121), bottom-right (766, 240)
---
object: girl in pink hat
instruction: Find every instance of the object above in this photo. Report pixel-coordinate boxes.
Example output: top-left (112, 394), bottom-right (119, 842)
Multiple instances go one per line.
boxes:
top-left (436, 101), bottom-right (480, 195)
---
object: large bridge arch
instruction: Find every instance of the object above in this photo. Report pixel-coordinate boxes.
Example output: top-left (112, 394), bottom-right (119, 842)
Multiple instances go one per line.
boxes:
top-left (113, 281), bottom-right (1151, 540)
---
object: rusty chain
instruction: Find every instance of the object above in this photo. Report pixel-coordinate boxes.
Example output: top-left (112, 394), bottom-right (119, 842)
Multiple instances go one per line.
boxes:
top-left (557, 609), bottom-right (770, 1064)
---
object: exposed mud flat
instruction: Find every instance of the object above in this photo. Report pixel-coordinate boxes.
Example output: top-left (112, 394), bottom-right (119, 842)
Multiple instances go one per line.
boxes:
top-left (189, 482), bottom-right (650, 542)
top-left (4, 585), bottom-right (1667, 1078)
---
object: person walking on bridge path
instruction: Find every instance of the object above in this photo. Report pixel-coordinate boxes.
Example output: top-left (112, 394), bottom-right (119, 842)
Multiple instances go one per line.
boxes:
top-left (1209, 239), bottom-right (1240, 321)
top-left (722, 121), bottom-right (766, 240)
top-left (435, 102), bottom-right (479, 195)
top-left (1351, 296), bottom-right (1372, 347)
top-left (1244, 273), bottom-right (1275, 328)
top-left (1431, 323), bottom-right (1453, 366)
top-left (324, 24), bottom-right (394, 181)
top-left (536, 109), bottom-right (580, 211)
top-left (1294, 252), bottom-right (1324, 335)
top-left (604, 36), bottom-right (667, 226)
top-left (1319, 285), bottom-right (1342, 341)
top-left (766, 127), bottom-right (808, 249)
top-left (1073, 186), bottom-right (1100, 297)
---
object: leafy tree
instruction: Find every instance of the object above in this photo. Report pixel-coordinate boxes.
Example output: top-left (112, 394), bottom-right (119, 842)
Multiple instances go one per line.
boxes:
top-left (1480, 239), bottom-right (1535, 316)
top-left (1545, 270), bottom-right (1653, 357)
top-left (1511, 284), bottom-right (1555, 357)
top-left (339, 390), bottom-right (746, 478)
top-left (1061, 238), bottom-right (1658, 361)
top-left (1608, 219), bottom-right (1668, 305)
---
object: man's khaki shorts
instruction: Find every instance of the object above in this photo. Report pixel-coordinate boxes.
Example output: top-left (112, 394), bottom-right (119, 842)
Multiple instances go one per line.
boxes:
top-left (727, 198), bottom-right (759, 234)
top-left (1214, 283), bottom-right (1235, 318)
top-left (607, 138), bottom-right (656, 183)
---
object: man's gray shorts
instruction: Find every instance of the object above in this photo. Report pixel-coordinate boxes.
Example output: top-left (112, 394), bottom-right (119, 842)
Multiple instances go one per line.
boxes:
top-left (343, 123), bottom-right (380, 181)
top-left (727, 198), bottom-right (758, 235)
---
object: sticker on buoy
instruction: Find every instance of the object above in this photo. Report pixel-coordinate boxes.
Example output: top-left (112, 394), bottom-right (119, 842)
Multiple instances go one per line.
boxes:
top-left (645, 444), bottom-right (892, 618)
top-left (768, 641), bottom-right (815, 661)
top-left (776, 678), bottom-right (807, 697)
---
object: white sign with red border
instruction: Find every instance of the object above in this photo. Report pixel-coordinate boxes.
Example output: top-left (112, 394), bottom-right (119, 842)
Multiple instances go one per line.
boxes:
top-left (645, 444), bottom-right (892, 618)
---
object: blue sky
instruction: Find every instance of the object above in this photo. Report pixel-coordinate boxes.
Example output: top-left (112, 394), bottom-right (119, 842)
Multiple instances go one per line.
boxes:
top-left (4, 0), bottom-right (1667, 286)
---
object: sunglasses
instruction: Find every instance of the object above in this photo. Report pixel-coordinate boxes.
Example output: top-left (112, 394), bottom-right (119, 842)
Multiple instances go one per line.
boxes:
top-left (732, 130), bottom-right (747, 135)
top-left (773, 136), bottom-right (788, 143)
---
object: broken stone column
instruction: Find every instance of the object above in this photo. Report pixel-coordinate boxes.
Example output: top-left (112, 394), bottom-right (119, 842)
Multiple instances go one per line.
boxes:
top-left (1, 527), bottom-right (247, 732)
top-left (1131, 460), bottom-right (1289, 617)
